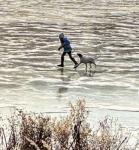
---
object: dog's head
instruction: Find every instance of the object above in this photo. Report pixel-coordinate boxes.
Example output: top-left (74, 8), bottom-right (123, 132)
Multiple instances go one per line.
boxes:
top-left (77, 53), bottom-right (83, 58)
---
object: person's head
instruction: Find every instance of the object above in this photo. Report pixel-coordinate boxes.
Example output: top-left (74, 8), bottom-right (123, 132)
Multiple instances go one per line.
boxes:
top-left (59, 33), bottom-right (64, 39)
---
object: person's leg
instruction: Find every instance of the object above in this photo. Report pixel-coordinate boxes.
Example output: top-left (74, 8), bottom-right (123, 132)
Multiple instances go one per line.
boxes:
top-left (68, 51), bottom-right (78, 66)
top-left (58, 52), bottom-right (66, 67)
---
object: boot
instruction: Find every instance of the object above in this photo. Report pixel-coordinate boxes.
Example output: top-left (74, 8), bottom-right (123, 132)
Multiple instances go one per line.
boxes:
top-left (57, 64), bottom-right (64, 67)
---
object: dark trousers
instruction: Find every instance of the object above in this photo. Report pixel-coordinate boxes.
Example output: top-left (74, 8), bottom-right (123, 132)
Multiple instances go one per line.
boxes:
top-left (60, 51), bottom-right (78, 66)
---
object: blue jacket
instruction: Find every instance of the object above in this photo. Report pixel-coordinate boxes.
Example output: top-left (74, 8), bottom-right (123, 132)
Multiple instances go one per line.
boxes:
top-left (63, 37), bottom-right (72, 52)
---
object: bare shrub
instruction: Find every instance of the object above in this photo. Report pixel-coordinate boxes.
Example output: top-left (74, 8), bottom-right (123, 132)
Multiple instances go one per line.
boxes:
top-left (0, 100), bottom-right (138, 150)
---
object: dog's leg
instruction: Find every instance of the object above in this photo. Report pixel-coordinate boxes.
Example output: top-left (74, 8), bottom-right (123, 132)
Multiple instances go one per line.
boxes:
top-left (89, 63), bottom-right (92, 68)
top-left (89, 63), bottom-right (92, 72)
top-left (85, 64), bottom-right (87, 72)
top-left (93, 62), bottom-right (96, 68)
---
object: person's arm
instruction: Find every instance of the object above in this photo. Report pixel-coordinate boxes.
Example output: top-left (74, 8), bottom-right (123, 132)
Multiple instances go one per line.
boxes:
top-left (58, 44), bottom-right (63, 50)
top-left (58, 38), bottom-right (64, 50)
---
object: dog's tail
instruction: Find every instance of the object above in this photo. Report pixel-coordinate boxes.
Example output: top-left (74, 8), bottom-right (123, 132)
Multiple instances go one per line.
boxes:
top-left (94, 49), bottom-right (102, 60)
top-left (94, 54), bottom-right (101, 60)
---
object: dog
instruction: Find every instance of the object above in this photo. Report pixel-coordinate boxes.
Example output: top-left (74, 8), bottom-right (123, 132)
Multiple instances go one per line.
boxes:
top-left (74, 53), bottom-right (98, 71)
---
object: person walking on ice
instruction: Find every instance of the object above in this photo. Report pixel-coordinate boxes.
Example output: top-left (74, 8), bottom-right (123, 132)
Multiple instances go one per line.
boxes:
top-left (57, 33), bottom-right (78, 68)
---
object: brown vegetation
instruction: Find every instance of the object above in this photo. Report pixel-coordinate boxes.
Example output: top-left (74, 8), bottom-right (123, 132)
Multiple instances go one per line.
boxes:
top-left (0, 100), bottom-right (139, 150)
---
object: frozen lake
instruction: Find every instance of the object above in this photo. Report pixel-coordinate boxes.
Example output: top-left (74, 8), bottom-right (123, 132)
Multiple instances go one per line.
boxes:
top-left (0, 0), bottom-right (139, 128)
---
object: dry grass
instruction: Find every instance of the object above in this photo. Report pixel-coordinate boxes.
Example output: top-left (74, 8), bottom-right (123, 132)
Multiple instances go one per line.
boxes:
top-left (0, 100), bottom-right (139, 150)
